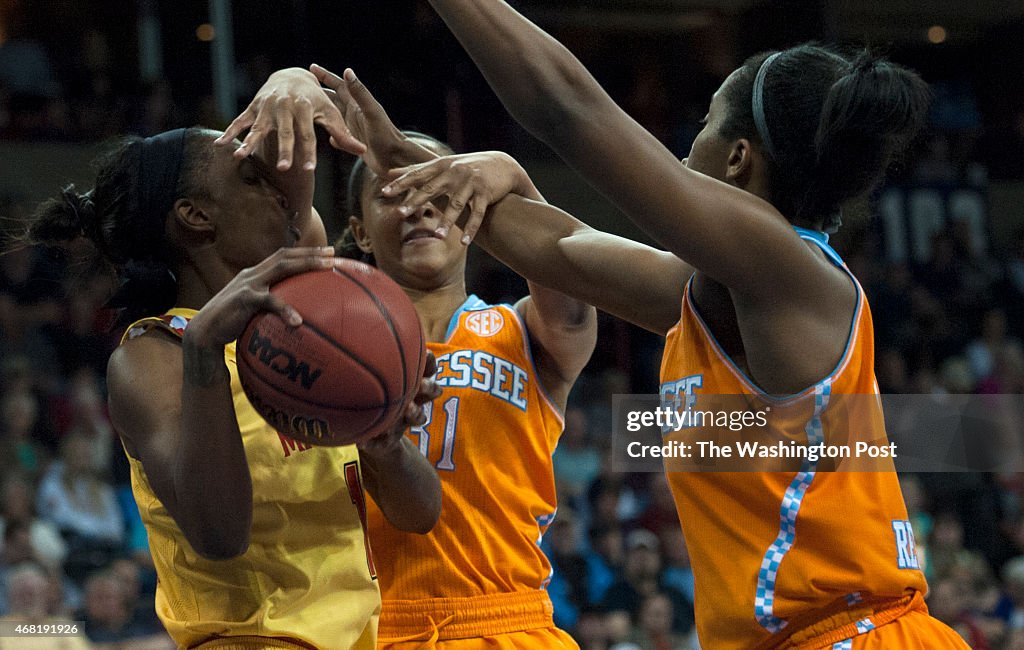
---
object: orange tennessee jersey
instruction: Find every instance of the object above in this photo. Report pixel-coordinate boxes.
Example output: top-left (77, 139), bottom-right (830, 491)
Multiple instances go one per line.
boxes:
top-left (658, 230), bottom-right (928, 649)
top-left (367, 296), bottom-right (565, 640)
top-left (119, 309), bottom-right (379, 649)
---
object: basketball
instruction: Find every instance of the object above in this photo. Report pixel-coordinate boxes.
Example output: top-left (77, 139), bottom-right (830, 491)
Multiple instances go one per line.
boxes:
top-left (236, 260), bottom-right (426, 446)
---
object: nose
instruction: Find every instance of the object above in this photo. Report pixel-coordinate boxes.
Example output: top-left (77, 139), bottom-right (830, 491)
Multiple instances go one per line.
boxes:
top-left (403, 200), bottom-right (437, 220)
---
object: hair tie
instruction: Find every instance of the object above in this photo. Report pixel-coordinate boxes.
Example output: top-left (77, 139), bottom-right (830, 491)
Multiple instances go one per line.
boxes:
top-left (752, 52), bottom-right (783, 161)
top-left (134, 128), bottom-right (188, 254)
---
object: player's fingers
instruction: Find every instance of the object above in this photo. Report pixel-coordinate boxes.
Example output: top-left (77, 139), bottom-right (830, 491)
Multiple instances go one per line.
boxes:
top-left (437, 184), bottom-right (473, 239)
top-left (292, 97), bottom-right (318, 171)
top-left (461, 197), bottom-right (487, 246)
top-left (381, 161), bottom-right (447, 195)
top-left (250, 245), bottom-right (335, 276)
top-left (237, 94), bottom-right (277, 158)
top-left (313, 105), bottom-right (358, 160)
top-left (343, 68), bottom-right (385, 117)
top-left (314, 71), bottom-right (366, 154)
top-left (310, 63), bottom-right (345, 91)
top-left (272, 95), bottom-right (297, 171)
top-left (403, 401), bottom-right (429, 427)
top-left (262, 294), bottom-right (303, 327)
top-left (216, 104), bottom-right (257, 146)
top-left (423, 350), bottom-right (437, 377)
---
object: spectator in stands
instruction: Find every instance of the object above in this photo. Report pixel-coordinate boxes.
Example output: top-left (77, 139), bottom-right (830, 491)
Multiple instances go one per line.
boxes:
top-left (36, 434), bottom-right (123, 583)
top-left (601, 528), bottom-right (694, 635)
top-left (553, 407), bottom-right (602, 510)
top-left (79, 571), bottom-right (172, 648)
top-left (584, 524), bottom-right (624, 606)
top-left (545, 509), bottom-right (588, 631)
top-left (0, 389), bottom-right (48, 480)
top-left (611, 592), bottom-right (698, 650)
top-left (965, 308), bottom-right (1024, 386)
top-left (0, 563), bottom-right (91, 650)
top-left (0, 474), bottom-right (66, 571)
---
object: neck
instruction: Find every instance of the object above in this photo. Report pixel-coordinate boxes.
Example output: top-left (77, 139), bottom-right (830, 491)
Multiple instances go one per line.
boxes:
top-left (173, 253), bottom-right (236, 311)
top-left (404, 280), bottom-right (468, 342)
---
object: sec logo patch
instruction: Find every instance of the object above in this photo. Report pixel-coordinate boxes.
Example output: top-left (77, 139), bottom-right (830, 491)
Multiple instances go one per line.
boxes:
top-left (465, 309), bottom-right (505, 337)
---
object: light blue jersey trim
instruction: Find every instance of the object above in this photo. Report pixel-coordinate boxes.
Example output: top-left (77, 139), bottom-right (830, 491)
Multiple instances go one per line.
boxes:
top-left (684, 228), bottom-right (862, 403)
top-left (443, 294), bottom-right (489, 341)
top-left (754, 380), bottom-right (833, 633)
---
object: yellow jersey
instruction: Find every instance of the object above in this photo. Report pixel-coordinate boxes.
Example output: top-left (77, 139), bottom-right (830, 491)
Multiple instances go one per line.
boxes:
top-left (658, 229), bottom-right (928, 649)
top-left (119, 308), bottom-right (379, 649)
top-left (367, 297), bottom-right (565, 641)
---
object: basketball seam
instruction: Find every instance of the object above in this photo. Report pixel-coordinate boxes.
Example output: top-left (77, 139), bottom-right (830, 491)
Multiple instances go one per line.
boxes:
top-left (332, 267), bottom-right (410, 401)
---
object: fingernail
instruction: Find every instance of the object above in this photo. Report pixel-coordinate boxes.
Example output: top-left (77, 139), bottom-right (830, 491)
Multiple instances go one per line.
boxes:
top-left (436, 226), bottom-right (449, 238)
top-left (461, 234), bottom-right (471, 245)
top-left (398, 206), bottom-right (412, 216)
top-left (321, 246), bottom-right (335, 253)
top-left (278, 160), bottom-right (290, 170)
top-left (381, 185), bottom-right (393, 195)
top-left (303, 161), bottom-right (316, 171)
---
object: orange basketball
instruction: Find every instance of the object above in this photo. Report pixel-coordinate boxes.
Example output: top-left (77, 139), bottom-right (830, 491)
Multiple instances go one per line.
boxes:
top-left (237, 261), bottom-right (426, 446)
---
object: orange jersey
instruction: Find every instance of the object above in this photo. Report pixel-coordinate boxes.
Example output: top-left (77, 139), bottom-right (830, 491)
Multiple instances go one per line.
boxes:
top-left (119, 309), bottom-right (379, 649)
top-left (659, 229), bottom-right (929, 649)
top-left (366, 296), bottom-right (565, 641)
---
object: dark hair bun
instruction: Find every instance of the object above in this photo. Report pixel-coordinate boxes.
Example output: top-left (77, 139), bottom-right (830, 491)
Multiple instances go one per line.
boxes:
top-left (27, 184), bottom-right (99, 245)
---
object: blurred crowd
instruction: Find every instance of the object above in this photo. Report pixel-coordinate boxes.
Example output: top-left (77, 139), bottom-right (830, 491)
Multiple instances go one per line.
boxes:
top-left (3, 9), bottom-right (1024, 650)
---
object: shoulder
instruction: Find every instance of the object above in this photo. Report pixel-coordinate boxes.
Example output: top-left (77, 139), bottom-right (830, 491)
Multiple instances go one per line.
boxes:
top-left (108, 329), bottom-right (184, 389)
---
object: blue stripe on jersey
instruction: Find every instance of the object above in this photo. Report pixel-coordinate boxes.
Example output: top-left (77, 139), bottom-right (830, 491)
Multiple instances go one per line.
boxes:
top-left (754, 380), bottom-right (834, 633)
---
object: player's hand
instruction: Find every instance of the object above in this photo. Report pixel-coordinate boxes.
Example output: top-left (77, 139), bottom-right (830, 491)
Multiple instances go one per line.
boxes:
top-left (311, 65), bottom-right (435, 175)
top-left (214, 68), bottom-right (365, 171)
top-left (185, 247), bottom-right (346, 349)
top-left (358, 351), bottom-right (442, 452)
top-left (382, 152), bottom-right (533, 245)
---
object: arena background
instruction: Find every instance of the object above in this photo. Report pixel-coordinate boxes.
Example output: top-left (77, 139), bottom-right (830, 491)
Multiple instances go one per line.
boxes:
top-left (1, 0), bottom-right (1023, 647)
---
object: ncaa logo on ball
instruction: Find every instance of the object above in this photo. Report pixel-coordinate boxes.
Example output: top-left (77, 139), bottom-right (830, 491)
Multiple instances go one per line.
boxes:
top-left (465, 309), bottom-right (504, 337)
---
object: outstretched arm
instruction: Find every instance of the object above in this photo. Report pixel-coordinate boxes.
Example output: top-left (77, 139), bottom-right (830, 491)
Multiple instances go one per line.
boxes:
top-left (385, 154), bottom-right (690, 335)
top-left (424, 1), bottom-right (834, 302)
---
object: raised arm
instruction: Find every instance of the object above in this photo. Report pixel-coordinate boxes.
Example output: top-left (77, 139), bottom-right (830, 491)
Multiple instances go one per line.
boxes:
top-left (424, 1), bottom-right (832, 301)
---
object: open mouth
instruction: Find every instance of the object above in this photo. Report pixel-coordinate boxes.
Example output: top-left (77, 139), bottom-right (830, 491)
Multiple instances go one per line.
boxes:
top-left (402, 229), bottom-right (444, 245)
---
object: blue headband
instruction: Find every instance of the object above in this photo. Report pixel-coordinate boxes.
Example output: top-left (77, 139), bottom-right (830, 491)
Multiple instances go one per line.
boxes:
top-left (135, 128), bottom-right (188, 253)
top-left (752, 52), bottom-right (782, 161)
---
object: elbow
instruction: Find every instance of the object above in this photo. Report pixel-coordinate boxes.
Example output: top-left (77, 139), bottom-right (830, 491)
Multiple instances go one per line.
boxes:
top-left (181, 515), bottom-right (252, 561)
top-left (396, 479), bottom-right (442, 535)
top-left (190, 533), bottom-right (251, 561)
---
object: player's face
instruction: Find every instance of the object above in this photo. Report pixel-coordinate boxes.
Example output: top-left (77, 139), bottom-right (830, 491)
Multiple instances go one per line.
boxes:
top-left (683, 71), bottom-right (741, 184)
top-left (201, 134), bottom-right (327, 270)
top-left (354, 161), bottom-right (468, 292)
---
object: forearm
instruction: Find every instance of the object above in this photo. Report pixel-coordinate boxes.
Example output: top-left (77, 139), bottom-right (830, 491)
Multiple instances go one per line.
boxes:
top-left (472, 196), bottom-right (688, 334)
top-left (361, 437), bottom-right (440, 534)
top-left (177, 337), bottom-right (253, 559)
